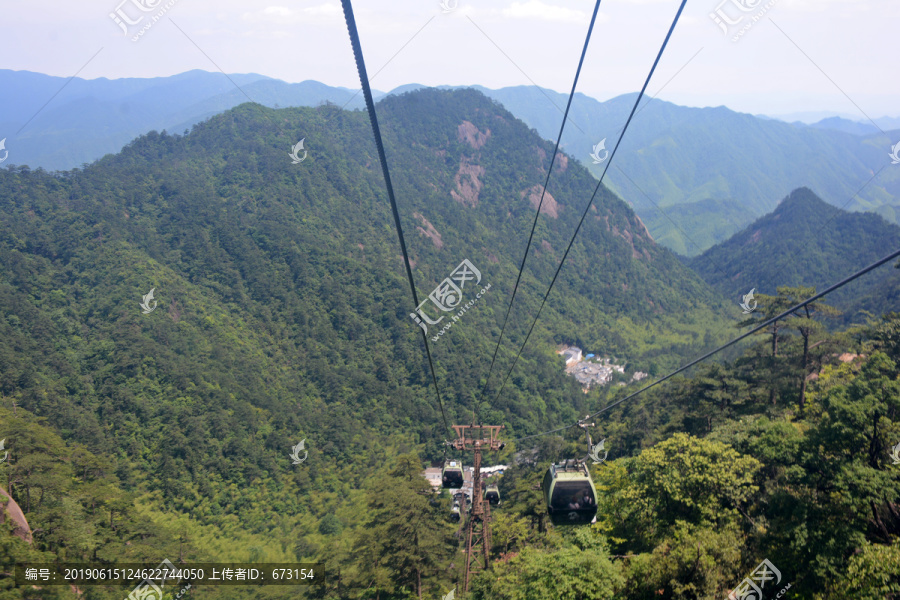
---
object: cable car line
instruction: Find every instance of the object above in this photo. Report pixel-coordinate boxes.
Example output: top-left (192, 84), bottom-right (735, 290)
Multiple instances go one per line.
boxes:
top-left (510, 245), bottom-right (900, 444)
top-left (586, 246), bottom-right (900, 419)
top-left (490, 0), bottom-right (688, 407)
top-left (476, 0), bottom-right (604, 417)
top-left (340, 0), bottom-right (451, 434)
top-left (337, 0), bottom-right (896, 544)
top-left (483, 0), bottom-right (685, 533)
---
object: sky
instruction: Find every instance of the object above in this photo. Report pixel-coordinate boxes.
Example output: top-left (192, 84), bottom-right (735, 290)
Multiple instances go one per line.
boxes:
top-left (2, 0), bottom-right (897, 121)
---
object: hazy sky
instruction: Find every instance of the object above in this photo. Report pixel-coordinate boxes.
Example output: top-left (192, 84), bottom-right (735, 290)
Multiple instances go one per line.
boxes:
top-left (3, 0), bottom-right (897, 119)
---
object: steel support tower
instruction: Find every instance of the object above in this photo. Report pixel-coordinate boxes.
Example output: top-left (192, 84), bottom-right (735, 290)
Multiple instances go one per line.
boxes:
top-left (450, 424), bottom-right (503, 595)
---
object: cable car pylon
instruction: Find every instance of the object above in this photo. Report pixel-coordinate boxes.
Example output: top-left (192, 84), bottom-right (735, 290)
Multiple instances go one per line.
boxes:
top-left (448, 424), bottom-right (504, 596)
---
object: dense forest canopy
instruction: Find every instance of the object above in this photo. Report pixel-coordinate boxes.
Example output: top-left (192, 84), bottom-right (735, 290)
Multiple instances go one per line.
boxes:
top-left (688, 187), bottom-right (900, 325)
top-left (0, 89), bottom-right (898, 599)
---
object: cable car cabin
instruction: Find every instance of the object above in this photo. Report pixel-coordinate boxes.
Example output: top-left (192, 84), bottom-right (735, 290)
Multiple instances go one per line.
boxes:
top-left (484, 484), bottom-right (500, 506)
top-left (454, 491), bottom-right (470, 514)
top-left (450, 501), bottom-right (461, 522)
top-left (542, 460), bottom-right (597, 526)
top-left (442, 461), bottom-right (464, 488)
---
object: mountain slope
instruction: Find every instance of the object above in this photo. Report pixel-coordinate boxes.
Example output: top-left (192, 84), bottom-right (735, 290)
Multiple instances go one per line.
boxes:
top-left (4, 69), bottom-right (899, 257)
top-left (4, 70), bottom-right (898, 219)
top-left (687, 187), bottom-right (900, 321)
top-left (4, 87), bottom-right (899, 600)
top-left (637, 197), bottom-right (758, 256)
top-left (0, 86), bottom-right (734, 443)
top-left (475, 85), bottom-right (900, 239)
top-left (0, 88), bottom-right (732, 570)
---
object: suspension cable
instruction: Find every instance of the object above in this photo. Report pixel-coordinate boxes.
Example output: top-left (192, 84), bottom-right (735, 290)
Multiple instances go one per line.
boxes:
top-left (510, 246), bottom-right (900, 443)
top-left (475, 0), bottom-right (605, 418)
top-left (341, 0), bottom-right (451, 433)
top-left (492, 0), bottom-right (688, 405)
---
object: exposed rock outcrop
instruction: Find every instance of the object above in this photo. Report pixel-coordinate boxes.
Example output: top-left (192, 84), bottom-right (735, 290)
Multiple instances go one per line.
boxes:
top-left (1, 485), bottom-right (33, 543)
top-left (457, 121), bottom-right (491, 149)
top-left (522, 185), bottom-right (559, 219)
top-left (413, 212), bottom-right (443, 249)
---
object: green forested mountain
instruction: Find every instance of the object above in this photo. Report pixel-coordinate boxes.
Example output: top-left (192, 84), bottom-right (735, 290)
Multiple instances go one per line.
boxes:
top-left (0, 87), bottom-right (898, 599)
top-left (687, 187), bottom-right (900, 323)
top-left (469, 86), bottom-right (900, 253)
top-left (0, 87), bottom-right (735, 598)
top-left (5, 69), bottom-right (899, 258)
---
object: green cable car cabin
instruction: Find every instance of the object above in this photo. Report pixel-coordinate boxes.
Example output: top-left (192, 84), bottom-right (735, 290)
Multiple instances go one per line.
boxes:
top-left (450, 500), bottom-right (461, 522)
top-left (484, 484), bottom-right (500, 506)
top-left (442, 461), bottom-right (464, 488)
top-left (542, 460), bottom-right (597, 526)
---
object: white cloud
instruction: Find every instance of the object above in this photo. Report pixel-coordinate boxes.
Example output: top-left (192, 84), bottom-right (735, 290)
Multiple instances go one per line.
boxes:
top-left (782, 0), bottom-right (879, 10)
top-left (301, 2), bottom-right (342, 17)
top-left (241, 2), bottom-right (341, 24)
top-left (263, 6), bottom-right (292, 17)
top-left (501, 0), bottom-right (590, 23)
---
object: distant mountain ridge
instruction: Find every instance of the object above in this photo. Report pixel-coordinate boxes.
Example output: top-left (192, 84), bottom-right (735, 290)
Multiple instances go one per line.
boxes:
top-left (769, 111), bottom-right (900, 130)
top-left (2, 69), bottom-right (898, 256)
top-left (687, 187), bottom-right (900, 322)
top-left (468, 86), bottom-right (900, 251)
top-left (809, 116), bottom-right (882, 136)
top-left (0, 69), bottom-right (381, 171)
